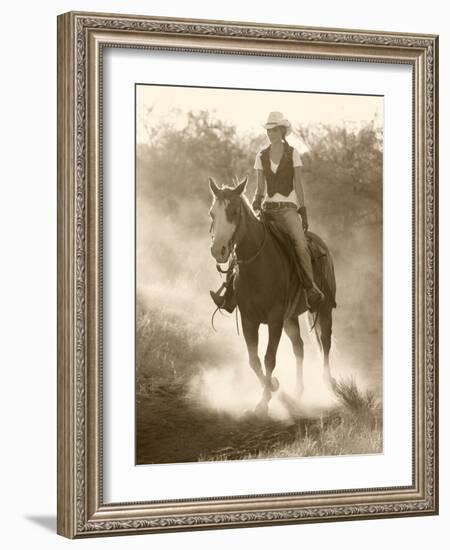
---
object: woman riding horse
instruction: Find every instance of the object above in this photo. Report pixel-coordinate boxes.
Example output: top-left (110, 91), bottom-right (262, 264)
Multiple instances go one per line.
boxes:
top-left (211, 111), bottom-right (324, 312)
top-left (208, 175), bottom-right (335, 411)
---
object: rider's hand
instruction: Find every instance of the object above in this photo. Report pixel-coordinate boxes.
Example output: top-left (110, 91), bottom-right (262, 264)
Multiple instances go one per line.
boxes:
top-left (252, 194), bottom-right (264, 212)
top-left (298, 206), bottom-right (309, 232)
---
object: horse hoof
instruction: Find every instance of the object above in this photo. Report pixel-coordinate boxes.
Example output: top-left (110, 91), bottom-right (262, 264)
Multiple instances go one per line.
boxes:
top-left (270, 377), bottom-right (280, 392)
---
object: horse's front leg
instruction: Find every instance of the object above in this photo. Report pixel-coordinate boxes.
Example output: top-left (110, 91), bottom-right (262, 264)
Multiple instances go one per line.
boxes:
top-left (241, 316), bottom-right (265, 387)
top-left (256, 318), bottom-right (283, 415)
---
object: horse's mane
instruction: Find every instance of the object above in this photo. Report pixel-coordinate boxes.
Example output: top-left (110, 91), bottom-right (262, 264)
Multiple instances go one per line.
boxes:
top-left (240, 193), bottom-right (258, 220)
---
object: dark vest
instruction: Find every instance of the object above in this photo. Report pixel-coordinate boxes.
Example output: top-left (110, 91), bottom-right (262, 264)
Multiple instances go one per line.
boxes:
top-left (260, 142), bottom-right (294, 197)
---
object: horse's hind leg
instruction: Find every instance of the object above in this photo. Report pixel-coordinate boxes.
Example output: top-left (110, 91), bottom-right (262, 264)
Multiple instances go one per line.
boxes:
top-left (284, 316), bottom-right (304, 399)
top-left (310, 305), bottom-right (334, 388)
top-left (241, 316), bottom-right (265, 387)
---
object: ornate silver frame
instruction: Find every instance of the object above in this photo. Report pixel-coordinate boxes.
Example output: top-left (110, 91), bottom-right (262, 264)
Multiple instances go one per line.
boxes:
top-left (57, 11), bottom-right (439, 538)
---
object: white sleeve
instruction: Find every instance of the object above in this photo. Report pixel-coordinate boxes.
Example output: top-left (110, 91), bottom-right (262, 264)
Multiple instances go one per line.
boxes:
top-left (292, 148), bottom-right (303, 167)
top-left (254, 151), bottom-right (263, 170)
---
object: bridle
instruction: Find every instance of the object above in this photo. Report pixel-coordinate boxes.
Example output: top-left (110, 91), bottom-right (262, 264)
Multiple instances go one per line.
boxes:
top-left (210, 199), bottom-right (267, 266)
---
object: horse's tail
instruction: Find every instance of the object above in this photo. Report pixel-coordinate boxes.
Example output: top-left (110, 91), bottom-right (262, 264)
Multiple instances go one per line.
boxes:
top-left (308, 310), bottom-right (323, 354)
top-left (307, 301), bottom-right (334, 366)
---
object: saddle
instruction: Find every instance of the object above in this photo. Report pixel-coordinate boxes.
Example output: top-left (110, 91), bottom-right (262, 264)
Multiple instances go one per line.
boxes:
top-left (261, 214), bottom-right (337, 309)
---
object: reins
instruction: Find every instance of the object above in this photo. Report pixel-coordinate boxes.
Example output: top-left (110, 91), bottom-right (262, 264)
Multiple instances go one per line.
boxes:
top-left (235, 223), bottom-right (267, 265)
top-left (210, 303), bottom-right (241, 335)
top-left (231, 202), bottom-right (267, 266)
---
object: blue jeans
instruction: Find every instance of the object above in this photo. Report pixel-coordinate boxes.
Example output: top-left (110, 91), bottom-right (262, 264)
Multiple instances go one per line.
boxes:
top-left (264, 203), bottom-right (315, 287)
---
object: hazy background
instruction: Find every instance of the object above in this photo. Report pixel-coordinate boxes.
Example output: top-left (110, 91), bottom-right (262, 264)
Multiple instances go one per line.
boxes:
top-left (135, 84), bottom-right (383, 464)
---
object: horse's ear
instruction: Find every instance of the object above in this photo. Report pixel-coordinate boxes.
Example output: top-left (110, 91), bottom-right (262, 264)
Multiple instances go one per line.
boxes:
top-left (235, 177), bottom-right (248, 196)
top-left (209, 177), bottom-right (220, 197)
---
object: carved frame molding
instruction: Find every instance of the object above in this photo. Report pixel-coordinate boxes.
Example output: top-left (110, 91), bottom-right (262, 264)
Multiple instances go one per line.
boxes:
top-left (57, 11), bottom-right (438, 538)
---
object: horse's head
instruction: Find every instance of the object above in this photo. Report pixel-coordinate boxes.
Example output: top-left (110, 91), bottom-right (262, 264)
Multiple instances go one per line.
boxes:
top-left (208, 176), bottom-right (248, 263)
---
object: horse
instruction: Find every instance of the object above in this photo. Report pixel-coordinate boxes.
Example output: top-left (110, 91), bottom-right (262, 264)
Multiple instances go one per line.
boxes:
top-left (208, 176), bottom-right (336, 415)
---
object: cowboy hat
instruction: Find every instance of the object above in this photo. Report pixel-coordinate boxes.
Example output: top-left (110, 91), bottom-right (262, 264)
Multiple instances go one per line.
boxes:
top-left (263, 111), bottom-right (292, 135)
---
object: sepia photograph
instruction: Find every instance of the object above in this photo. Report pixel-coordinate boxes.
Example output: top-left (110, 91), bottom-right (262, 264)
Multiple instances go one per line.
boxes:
top-left (135, 84), bottom-right (383, 466)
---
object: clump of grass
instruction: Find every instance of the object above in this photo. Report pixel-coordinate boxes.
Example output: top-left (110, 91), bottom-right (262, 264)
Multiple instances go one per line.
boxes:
top-left (332, 376), bottom-right (381, 430)
top-left (333, 376), bottom-right (378, 412)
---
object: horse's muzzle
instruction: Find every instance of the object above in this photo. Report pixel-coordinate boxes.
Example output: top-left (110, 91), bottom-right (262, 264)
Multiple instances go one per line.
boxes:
top-left (211, 243), bottom-right (230, 264)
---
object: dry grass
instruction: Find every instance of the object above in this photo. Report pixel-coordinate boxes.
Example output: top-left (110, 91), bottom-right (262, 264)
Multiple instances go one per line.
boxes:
top-left (136, 298), bottom-right (207, 395)
top-left (199, 377), bottom-right (382, 462)
top-left (333, 376), bottom-right (379, 413)
top-left (136, 296), bottom-right (240, 396)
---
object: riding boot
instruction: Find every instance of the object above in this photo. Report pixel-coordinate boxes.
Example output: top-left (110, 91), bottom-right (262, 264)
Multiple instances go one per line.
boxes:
top-left (210, 282), bottom-right (227, 307)
top-left (297, 244), bottom-right (325, 311)
top-left (302, 270), bottom-right (325, 312)
top-left (209, 279), bottom-right (237, 313)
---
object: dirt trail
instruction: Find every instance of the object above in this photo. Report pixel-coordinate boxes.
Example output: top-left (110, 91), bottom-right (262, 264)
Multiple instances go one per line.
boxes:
top-left (136, 383), bottom-right (306, 464)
